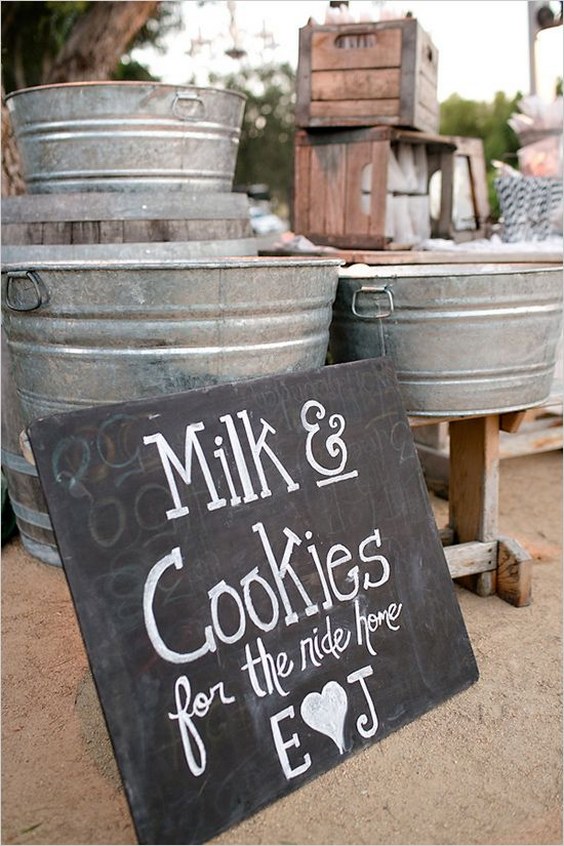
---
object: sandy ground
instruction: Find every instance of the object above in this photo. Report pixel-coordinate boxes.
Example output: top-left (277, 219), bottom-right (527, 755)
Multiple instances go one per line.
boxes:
top-left (1, 449), bottom-right (562, 846)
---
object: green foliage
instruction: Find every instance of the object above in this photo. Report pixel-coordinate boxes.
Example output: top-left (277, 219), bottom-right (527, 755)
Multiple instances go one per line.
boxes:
top-left (1, 0), bottom-right (182, 93)
top-left (440, 91), bottom-right (522, 218)
top-left (1, 1), bottom-right (88, 91)
top-left (209, 63), bottom-right (296, 212)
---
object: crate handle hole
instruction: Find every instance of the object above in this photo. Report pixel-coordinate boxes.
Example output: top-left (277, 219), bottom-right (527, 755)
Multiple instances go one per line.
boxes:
top-left (335, 32), bottom-right (378, 49)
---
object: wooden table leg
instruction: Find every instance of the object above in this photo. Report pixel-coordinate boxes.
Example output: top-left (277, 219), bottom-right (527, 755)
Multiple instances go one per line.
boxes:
top-left (448, 414), bottom-right (533, 606)
top-left (448, 415), bottom-right (499, 596)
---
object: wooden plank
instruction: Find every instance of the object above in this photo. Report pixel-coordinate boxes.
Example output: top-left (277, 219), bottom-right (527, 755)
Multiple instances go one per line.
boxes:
top-left (1, 192), bottom-right (251, 222)
top-left (311, 26), bottom-right (402, 70)
top-left (412, 103), bottom-right (440, 136)
top-left (303, 232), bottom-right (389, 250)
top-left (324, 142), bottom-right (347, 236)
top-left (98, 220), bottom-right (125, 243)
top-left (309, 99), bottom-right (401, 119)
top-left (122, 221), bottom-right (153, 243)
top-left (496, 536), bottom-right (533, 607)
top-left (325, 249), bottom-right (563, 264)
top-left (41, 222), bottom-right (72, 245)
top-left (71, 221), bottom-right (101, 244)
top-left (292, 137), bottom-right (311, 233)
top-left (437, 150), bottom-right (454, 237)
top-left (308, 143), bottom-right (327, 237)
top-left (449, 415), bottom-right (499, 542)
top-left (1, 223), bottom-right (26, 245)
top-left (398, 20), bottom-right (417, 128)
top-left (311, 68), bottom-right (400, 101)
top-left (417, 73), bottom-right (440, 119)
top-left (370, 139), bottom-right (389, 237)
top-left (416, 26), bottom-right (439, 87)
top-left (295, 25), bottom-right (313, 127)
top-left (449, 415), bottom-right (499, 596)
top-left (499, 409), bottom-right (528, 433)
top-left (443, 541), bottom-right (498, 579)
top-left (344, 140), bottom-right (373, 236)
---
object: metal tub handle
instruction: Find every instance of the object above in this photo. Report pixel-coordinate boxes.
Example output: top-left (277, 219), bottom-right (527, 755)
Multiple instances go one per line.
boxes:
top-left (3, 270), bottom-right (50, 312)
top-left (351, 285), bottom-right (394, 320)
top-left (172, 93), bottom-right (206, 121)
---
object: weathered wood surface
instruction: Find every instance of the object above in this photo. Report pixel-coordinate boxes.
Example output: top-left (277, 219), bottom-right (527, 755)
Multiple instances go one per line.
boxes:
top-left (448, 415), bottom-right (499, 597)
top-left (310, 27), bottom-right (402, 70)
top-left (296, 18), bottom-right (439, 133)
top-left (496, 536), bottom-right (533, 607)
top-left (293, 127), bottom-right (455, 249)
top-left (261, 248), bottom-right (564, 264)
top-left (443, 541), bottom-right (497, 579)
top-left (411, 406), bottom-right (555, 607)
top-left (2, 192), bottom-right (254, 246)
top-left (310, 68), bottom-right (401, 102)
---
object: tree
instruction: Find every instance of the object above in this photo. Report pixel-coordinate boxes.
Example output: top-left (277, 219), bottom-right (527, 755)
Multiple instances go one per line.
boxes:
top-left (1, 1), bottom-right (178, 194)
top-left (208, 62), bottom-right (296, 213)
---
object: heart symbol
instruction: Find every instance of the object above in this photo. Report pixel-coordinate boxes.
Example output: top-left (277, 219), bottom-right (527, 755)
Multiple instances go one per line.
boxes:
top-left (300, 681), bottom-right (348, 754)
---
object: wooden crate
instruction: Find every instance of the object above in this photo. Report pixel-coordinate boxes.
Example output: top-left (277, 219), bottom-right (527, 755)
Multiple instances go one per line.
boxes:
top-left (431, 136), bottom-right (490, 242)
top-left (293, 126), bottom-right (456, 249)
top-left (296, 18), bottom-right (439, 134)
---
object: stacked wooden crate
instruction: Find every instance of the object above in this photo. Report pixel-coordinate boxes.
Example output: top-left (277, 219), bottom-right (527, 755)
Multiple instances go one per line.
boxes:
top-left (293, 18), bottom-right (486, 249)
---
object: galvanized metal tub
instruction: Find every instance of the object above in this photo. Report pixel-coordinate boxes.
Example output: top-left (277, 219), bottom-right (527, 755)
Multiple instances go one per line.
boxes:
top-left (5, 82), bottom-right (246, 193)
top-left (1, 257), bottom-right (341, 424)
top-left (329, 263), bottom-right (563, 416)
top-left (1, 328), bottom-right (60, 565)
top-left (1, 191), bottom-right (256, 246)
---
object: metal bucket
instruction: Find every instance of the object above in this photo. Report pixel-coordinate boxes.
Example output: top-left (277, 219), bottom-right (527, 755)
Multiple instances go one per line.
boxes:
top-left (1, 257), bottom-right (341, 425)
top-left (329, 263), bottom-right (563, 416)
top-left (5, 82), bottom-right (246, 193)
top-left (1, 328), bottom-right (60, 565)
top-left (1, 191), bottom-right (256, 247)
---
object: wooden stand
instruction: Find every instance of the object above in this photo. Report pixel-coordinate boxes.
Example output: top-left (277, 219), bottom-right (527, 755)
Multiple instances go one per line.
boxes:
top-left (415, 401), bottom-right (563, 499)
top-left (408, 409), bottom-right (551, 607)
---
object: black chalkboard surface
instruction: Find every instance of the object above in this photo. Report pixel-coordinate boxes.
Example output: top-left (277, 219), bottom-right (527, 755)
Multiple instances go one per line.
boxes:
top-left (28, 357), bottom-right (478, 845)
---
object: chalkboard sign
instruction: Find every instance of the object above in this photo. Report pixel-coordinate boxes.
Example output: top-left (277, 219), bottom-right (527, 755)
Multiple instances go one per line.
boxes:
top-left (28, 357), bottom-right (478, 845)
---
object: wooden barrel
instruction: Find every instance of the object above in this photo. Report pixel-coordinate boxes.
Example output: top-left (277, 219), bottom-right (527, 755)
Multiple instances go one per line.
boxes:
top-left (1, 190), bottom-right (257, 566)
top-left (1, 191), bottom-right (257, 251)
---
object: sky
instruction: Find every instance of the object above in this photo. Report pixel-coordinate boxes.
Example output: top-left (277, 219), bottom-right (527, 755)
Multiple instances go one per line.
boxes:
top-left (132, 0), bottom-right (564, 103)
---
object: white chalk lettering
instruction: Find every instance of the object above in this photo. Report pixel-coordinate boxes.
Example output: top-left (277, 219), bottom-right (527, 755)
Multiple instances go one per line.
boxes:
top-left (252, 522), bottom-right (318, 625)
top-left (326, 543), bottom-right (358, 602)
top-left (143, 547), bottom-right (216, 664)
top-left (237, 410), bottom-right (300, 498)
top-left (143, 525), bottom-right (395, 666)
top-left (241, 637), bottom-right (293, 697)
top-left (270, 706), bottom-right (312, 780)
top-left (299, 614), bottom-right (351, 670)
top-left (354, 599), bottom-right (403, 656)
top-left (301, 399), bottom-right (358, 487)
top-left (360, 529), bottom-right (391, 589)
top-left (168, 675), bottom-right (236, 777)
top-left (208, 580), bottom-right (246, 645)
top-left (240, 567), bottom-right (280, 632)
top-left (144, 409), bottom-right (300, 523)
top-left (347, 665), bottom-right (378, 739)
top-left (143, 425), bottom-right (225, 519)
